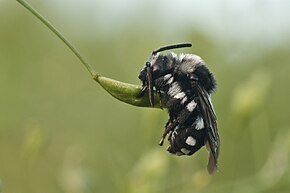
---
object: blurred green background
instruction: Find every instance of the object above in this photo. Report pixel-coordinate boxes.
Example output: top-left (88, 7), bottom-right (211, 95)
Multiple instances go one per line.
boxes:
top-left (1, 0), bottom-right (290, 193)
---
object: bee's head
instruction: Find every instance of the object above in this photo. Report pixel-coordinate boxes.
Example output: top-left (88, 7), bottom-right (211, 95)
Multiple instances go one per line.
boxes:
top-left (138, 43), bottom-right (192, 83)
top-left (138, 53), bottom-right (159, 84)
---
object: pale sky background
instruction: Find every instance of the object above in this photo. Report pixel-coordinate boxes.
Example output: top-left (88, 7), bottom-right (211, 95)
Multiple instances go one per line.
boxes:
top-left (2, 0), bottom-right (289, 60)
top-left (45, 0), bottom-right (290, 45)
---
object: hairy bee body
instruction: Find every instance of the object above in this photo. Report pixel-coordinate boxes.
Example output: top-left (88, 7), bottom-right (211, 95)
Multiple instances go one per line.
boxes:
top-left (138, 44), bottom-right (220, 174)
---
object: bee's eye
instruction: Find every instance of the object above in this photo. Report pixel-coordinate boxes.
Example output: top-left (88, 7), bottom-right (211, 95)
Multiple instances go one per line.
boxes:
top-left (138, 68), bottom-right (146, 81)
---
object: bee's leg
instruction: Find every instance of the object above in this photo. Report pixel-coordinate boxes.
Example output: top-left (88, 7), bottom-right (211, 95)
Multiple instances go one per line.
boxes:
top-left (159, 119), bottom-right (178, 146)
top-left (137, 85), bottom-right (148, 98)
top-left (159, 120), bottom-right (170, 146)
top-left (158, 90), bottom-right (163, 109)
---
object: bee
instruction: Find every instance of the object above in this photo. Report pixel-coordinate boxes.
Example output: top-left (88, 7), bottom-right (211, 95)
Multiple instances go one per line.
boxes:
top-left (138, 43), bottom-right (220, 174)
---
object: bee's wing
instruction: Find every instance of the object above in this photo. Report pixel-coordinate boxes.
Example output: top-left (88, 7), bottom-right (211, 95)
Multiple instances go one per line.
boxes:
top-left (197, 85), bottom-right (220, 174)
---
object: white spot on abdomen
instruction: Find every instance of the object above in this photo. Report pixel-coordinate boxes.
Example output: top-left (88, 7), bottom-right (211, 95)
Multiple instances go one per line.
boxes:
top-left (180, 148), bottom-right (191, 155)
top-left (167, 76), bottom-right (174, 84)
top-left (181, 96), bottom-right (188, 104)
top-left (168, 82), bottom-right (182, 97)
top-left (186, 99), bottom-right (197, 112)
top-left (195, 116), bottom-right (204, 130)
top-left (174, 92), bottom-right (186, 99)
top-left (185, 136), bottom-right (196, 146)
top-left (163, 74), bottom-right (172, 81)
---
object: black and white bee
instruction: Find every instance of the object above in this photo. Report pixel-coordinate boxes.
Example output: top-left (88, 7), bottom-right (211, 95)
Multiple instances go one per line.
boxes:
top-left (138, 43), bottom-right (220, 174)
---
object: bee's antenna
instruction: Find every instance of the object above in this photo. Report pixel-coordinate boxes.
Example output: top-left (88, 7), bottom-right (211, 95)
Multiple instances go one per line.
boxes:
top-left (152, 43), bottom-right (192, 55)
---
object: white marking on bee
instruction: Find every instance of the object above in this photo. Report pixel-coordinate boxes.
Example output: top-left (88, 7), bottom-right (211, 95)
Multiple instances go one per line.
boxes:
top-left (163, 74), bottom-right (172, 81)
top-left (178, 53), bottom-right (185, 61)
top-left (176, 151), bottom-right (184, 156)
top-left (170, 52), bottom-right (178, 59)
top-left (174, 92), bottom-right (186, 99)
top-left (185, 136), bottom-right (196, 146)
top-left (171, 127), bottom-right (179, 140)
top-left (178, 54), bottom-right (204, 74)
top-left (186, 99), bottom-right (197, 112)
top-left (180, 148), bottom-right (191, 155)
top-left (168, 82), bottom-right (182, 97)
top-left (167, 76), bottom-right (174, 84)
top-left (172, 125), bottom-right (179, 132)
top-left (181, 96), bottom-right (188, 104)
top-left (179, 54), bottom-right (202, 63)
top-left (195, 116), bottom-right (204, 130)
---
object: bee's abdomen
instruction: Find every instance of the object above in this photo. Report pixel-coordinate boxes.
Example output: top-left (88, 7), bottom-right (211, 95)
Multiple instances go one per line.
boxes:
top-left (155, 71), bottom-right (208, 156)
top-left (167, 116), bottom-right (206, 156)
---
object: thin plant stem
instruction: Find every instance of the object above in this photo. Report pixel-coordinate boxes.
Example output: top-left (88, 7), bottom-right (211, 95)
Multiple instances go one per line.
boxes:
top-left (16, 0), bottom-right (97, 77)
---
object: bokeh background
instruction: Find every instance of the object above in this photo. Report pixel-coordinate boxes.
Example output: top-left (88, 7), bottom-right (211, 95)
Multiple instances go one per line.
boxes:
top-left (1, 0), bottom-right (290, 193)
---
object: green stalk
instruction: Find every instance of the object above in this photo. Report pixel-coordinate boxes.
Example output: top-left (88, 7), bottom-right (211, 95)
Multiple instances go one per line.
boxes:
top-left (16, 0), bottom-right (96, 77)
top-left (16, 0), bottom-right (162, 108)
